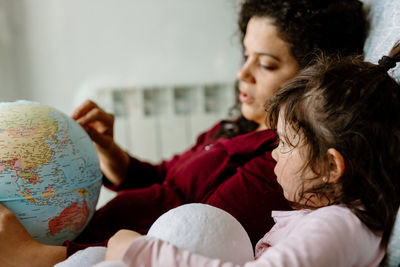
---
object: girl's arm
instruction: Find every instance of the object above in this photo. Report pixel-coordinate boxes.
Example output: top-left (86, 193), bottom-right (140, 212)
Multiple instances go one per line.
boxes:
top-left (99, 206), bottom-right (384, 267)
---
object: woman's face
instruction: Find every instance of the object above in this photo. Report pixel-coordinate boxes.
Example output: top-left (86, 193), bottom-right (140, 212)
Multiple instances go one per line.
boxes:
top-left (237, 17), bottom-right (299, 129)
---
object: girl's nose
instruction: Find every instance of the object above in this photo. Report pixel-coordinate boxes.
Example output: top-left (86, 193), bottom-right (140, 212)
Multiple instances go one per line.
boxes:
top-left (271, 147), bottom-right (278, 162)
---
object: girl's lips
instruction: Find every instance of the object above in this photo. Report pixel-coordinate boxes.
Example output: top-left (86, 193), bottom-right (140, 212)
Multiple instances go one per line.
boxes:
top-left (239, 92), bottom-right (254, 104)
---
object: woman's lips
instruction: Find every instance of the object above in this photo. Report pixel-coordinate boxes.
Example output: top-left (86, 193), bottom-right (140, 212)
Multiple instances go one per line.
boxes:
top-left (239, 92), bottom-right (254, 104)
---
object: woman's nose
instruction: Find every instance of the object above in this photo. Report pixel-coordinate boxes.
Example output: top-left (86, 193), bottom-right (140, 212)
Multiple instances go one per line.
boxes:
top-left (237, 61), bottom-right (256, 84)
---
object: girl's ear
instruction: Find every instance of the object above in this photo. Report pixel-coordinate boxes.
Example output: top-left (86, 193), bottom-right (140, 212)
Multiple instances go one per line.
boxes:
top-left (326, 148), bottom-right (345, 183)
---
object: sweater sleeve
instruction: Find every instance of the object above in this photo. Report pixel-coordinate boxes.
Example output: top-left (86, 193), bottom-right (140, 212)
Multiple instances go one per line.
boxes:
top-left (107, 206), bottom-right (384, 267)
top-left (105, 123), bottom-right (221, 191)
top-left (103, 156), bottom-right (171, 191)
top-left (63, 240), bottom-right (108, 257)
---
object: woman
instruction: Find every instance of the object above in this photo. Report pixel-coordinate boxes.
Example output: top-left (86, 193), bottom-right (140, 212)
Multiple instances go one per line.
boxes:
top-left (0, 0), bottom-right (367, 266)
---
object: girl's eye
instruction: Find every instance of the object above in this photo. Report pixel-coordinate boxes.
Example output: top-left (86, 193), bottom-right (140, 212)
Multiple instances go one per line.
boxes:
top-left (278, 138), bottom-right (286, 147)
top-left (278, 137), bottom-right (292, 153)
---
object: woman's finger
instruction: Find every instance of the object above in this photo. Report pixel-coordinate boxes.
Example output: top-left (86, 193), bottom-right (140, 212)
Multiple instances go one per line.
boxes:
top-left (87, 127), bottom-right (113, 148)
top-left (75, 107), bottom-right (114, 131)
top-left (70, 99), bottom-right (99, 120)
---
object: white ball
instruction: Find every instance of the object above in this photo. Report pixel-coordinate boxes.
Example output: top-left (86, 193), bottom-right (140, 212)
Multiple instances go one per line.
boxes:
top-left (147, 203), bottom-right (254, 265)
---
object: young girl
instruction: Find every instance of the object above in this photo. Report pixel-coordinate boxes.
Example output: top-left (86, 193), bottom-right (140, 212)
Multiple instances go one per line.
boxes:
top-left (97, 43), bottom-right (400, 266)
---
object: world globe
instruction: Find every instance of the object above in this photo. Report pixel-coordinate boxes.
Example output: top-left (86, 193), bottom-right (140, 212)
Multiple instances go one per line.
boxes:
top-left (0, 100), bottom-right (102, 245)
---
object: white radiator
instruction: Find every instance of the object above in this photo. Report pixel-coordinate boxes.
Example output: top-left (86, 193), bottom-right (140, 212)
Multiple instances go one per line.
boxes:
top-left (94, 83), bottom-right (235, 163)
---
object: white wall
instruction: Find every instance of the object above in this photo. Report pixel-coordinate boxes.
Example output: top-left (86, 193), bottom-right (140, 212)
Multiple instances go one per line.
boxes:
top-left (4, 0), bottom-right (242, 114)
top-left (0, 0), bottom-right (18, 100)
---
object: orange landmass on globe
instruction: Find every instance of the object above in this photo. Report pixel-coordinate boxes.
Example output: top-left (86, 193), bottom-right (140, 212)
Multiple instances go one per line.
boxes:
top-left (18, 191), bottom-right (36, 204)
top-left (1, 158), bottom-right (40, 185)
top-left (74, 188), bottom-right (90, 197)
top-left (41, 185), bottom-right (55, 199)
top-left (48, 200), bottom-right (89, 235)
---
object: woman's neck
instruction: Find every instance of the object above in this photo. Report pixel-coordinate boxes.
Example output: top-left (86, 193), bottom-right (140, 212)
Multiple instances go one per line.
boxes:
top-left (256, 123), bottom-right (268, 131)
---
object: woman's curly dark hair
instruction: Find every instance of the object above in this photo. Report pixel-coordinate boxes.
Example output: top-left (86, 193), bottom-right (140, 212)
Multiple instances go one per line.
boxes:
top-left (215, 0), bottom-right (368, 139)
top-left (238, 0), bottom-right (367, 67)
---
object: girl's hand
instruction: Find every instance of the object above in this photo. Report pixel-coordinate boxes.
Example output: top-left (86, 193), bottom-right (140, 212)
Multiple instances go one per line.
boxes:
top-left (71, 100), bottom-right (130, 185)
top-left (106, 230), bottom-right (142, 261)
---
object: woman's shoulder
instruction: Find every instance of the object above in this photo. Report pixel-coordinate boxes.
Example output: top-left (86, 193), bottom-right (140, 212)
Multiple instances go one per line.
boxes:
top-left (219, 128), bottom-right (276, 157)
top-left (195, 120), bottom-right (276, 146)
top-left (193, 121), bottom-right (223, 145)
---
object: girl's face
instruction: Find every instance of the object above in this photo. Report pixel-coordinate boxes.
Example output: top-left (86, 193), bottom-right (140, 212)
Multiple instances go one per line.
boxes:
top-left (271, 112), bottom-right (321, 206)
top-left (237, 17), bottom-right (299, 130)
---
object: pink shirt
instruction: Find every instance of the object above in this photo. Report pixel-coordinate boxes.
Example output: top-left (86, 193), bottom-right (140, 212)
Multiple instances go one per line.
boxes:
top-left (97, 205), bottom-right (385, 267)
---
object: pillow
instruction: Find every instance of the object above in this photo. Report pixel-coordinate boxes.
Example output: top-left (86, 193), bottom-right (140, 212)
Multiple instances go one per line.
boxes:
top-left (362, 0), bottom-right (400, 82)
top-left (385, 208), bottom-right (400, 266)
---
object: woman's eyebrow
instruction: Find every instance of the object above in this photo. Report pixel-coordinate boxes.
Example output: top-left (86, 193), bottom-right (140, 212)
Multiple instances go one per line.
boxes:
top-left (256, 52), bottom-right (280, 62)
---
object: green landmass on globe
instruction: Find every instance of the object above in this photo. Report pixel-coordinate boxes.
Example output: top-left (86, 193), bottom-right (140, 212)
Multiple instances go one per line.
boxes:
top-left (0, 100), bottom-right (102, 245)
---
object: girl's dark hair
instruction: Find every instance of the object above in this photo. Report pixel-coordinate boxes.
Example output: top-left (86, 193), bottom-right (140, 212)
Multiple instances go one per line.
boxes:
top-left (216, 0), bottom-right (368, 139)
top-left (266, 42), bottom-right (400, 246)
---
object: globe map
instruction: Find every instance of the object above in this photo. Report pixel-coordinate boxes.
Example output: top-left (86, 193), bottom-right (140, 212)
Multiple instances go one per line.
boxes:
top-left (0, 101), bottom-right (102, 245)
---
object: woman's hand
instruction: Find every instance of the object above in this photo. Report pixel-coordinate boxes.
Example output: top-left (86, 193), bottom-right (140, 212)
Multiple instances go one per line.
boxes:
top-left (106, 230), bottom-right (142, 261)
top-left (0, 204), bottom-right (66, 267)
top-left (71, 100), bottom-right (130, 185)
top-left (71, 99), bottom-right (115, 149)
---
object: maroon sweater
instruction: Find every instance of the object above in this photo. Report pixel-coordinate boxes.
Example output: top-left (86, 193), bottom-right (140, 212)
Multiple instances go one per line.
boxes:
top-left (65, 123), bottom-right (291, 255)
